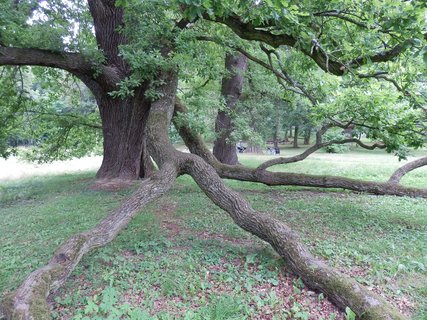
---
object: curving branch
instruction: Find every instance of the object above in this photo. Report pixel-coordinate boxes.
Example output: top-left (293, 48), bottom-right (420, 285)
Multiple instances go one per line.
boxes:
top-left (0, 46), bottom-right (121, 91)
top-left (388, 156), bottom-right (427, 184)
top-left (261, 45), bottom-right (318, 105)
top-left (256, 138), bottom-right (385, 171)
top-left (211, 14), bottom-right (413, 75)
top-left (358, 71), bottom-right (427, 114)
top-left (183, 153), bottom-right (405, 320)
top-left (2, 72), bottom-right (412, 320)
top-left (0, 163), bottom-right (178, 319)
top-left (196, 36), bottom-right (317, 104)
top-left (313, 10), bottom-right (400, 38)
top-left (174, 101), bottom-right (427, 199)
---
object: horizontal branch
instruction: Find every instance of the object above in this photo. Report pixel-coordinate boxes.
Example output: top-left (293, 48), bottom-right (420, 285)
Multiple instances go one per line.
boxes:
top-left (211, 15), bottom-right (413, 75)
top-left (174, 101), bottom-right (427, 198)
top-left (257, 138), bottom-right (385, 171)
top-left (0, 46), bottom-right (121, 90)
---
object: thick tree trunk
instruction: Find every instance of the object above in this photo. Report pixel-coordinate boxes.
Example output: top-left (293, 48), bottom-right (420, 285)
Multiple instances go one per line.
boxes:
top-left (293, 125), bottom-right (299, 148)
top-left (95, 87), bottom-right (152, 180)
top-left (213, 52), bottom-right (248, 165)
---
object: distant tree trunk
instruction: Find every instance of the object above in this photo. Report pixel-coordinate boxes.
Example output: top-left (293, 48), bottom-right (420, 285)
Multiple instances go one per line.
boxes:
top-left (284, 129), bottom-right (289, 142)
top-left (273, 103), bottom-right (280, 150)
top-left (273, 131), bottom-right (279, 149)
top-left (304, 127), bottom-right (311, 145)
top-left (289, 126), bottom-right (293, 138)
top-left (213, 52), bottom-right (248, 165)
top-left (293, 126), bottom-right (299, 148)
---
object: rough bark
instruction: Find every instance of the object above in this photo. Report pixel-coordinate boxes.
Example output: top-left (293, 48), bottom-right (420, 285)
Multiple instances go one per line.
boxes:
top-left (183, 154), bottom-right (405, 320)
top-left (2, 72), bottom-right (409, 320)
top-left (174, 102), bottom-right (427, 198)
top-left (0, 163), bottom-right (177, 320)
top-left (95, 87), bottom-right (152, 180)
top-left (213, 52), bottom-right (248, 165)
top-left (388, 156), bottom-right (427, 184)
top-left (0, 0), bottom-right (154, 181)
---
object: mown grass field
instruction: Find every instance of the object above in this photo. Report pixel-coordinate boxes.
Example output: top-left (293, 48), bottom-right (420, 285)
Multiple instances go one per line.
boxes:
top-left (1, 147), bottom-right (426, 319)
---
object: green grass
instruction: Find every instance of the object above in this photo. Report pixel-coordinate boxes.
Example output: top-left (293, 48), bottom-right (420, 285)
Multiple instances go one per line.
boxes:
top-left (1, 150), bottom-right (426, 319)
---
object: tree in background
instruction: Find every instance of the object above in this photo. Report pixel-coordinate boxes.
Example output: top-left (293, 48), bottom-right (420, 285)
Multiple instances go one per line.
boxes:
top-left (0, 1), bottom-right (426, 319)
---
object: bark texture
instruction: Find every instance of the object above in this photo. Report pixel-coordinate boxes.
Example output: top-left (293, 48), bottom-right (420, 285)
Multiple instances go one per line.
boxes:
top-left (388, 156), bottom-right (427, 184)
top-left (183, 154), bottom-right (405, 320)
top-left (174, 102), bottom-right (427, 199)
top-left (0, 0), bottom-right (153, 181)
top-left (0, 164), bottom-right (177, 319)
top-left (1, 72), bottom-right (409, 320)
top-left (95, 87), bottom-right (152, 180)
top-left (213, 52), bottom-right (248, 165)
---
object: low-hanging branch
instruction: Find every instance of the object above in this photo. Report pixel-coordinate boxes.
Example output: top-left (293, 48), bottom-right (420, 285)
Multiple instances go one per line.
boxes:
top-left (388, 156), bottom-right (427, 184)
top-left (174, 100), bottom-right (427, 199)
top-left (256, 137), bottom-right (386, 171)
top-left (3, 76), bottom-right (409, 320)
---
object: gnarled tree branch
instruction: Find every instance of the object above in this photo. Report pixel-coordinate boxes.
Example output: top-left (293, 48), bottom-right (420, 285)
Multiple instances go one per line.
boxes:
top-left (0, 163), bottom-right (178, 319)
top-left (211, 14), bottom-right (413, 75)
top-left (174, 100), bottom-right (427, 199)
top-left (256, 138), bottom-right (385, 171)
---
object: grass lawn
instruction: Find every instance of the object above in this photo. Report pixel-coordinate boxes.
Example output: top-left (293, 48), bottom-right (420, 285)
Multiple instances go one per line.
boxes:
top-left (0, 148), bottom-right (426, 319)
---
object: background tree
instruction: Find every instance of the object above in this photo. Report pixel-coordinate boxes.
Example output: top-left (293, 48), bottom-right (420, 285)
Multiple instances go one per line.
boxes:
top-left (212, 52), bottom-right (248, 165)
top-left (1, 1), bottom-right (426, 319)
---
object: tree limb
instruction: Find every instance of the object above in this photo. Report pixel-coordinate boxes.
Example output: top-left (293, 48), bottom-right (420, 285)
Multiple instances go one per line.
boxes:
top-left (256, 138), bottom-right (385, 171)
top-left (174, 101), bottom-right (427, 198)
top-left (0, 163), bottom-right (178, 319)
top-left (388, 156), bottom-right (427, 184)
top-left (211, 14), bottom-right (413, 75)
top-left (0, 46), bottom-right (121, 90)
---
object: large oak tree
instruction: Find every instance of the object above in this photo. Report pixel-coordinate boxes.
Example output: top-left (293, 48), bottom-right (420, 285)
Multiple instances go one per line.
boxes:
top-left (0, 0), bottom-right (426, 319)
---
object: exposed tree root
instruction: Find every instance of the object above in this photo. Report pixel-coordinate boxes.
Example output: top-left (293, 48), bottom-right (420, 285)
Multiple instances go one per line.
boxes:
top-left (0, 164), bottom-right (177, 320)
top-left (388, 156), bottom-right (427, 184)
top-left (174, 101), bottom-right (427, 199)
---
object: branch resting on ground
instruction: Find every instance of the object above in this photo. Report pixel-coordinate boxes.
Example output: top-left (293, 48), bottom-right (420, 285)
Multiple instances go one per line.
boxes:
top-left (1, 74), bottom-right (416, 320)
top-left (174, 99), bottom-right (427, 199)
top-left (1, 164), bottom-right (178, 319)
